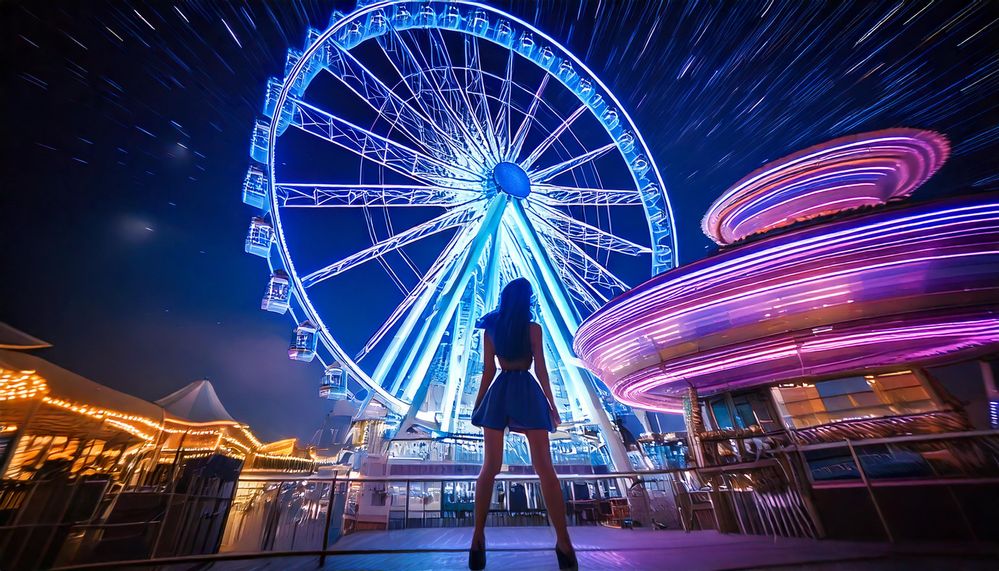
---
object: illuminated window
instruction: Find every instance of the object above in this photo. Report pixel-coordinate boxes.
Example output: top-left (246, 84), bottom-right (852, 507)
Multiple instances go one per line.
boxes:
top-left (771, 371), bottom-right (938, 429)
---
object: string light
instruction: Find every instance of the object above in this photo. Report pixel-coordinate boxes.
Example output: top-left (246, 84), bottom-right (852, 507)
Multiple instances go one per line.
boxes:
top-left (0, 369), bottom-right (48, 401)
top-left (0, 365), bottom-right (339, 474)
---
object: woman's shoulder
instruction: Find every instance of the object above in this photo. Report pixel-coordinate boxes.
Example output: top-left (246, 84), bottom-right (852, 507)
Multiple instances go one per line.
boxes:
top-left (475, 311), bottom-right (499, 329)
top-left (528, 322), bottom-right (542, 334)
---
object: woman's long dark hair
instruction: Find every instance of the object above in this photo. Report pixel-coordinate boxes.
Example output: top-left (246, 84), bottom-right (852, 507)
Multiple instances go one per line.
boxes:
top-left (479, 278), bottom-right (533, 360)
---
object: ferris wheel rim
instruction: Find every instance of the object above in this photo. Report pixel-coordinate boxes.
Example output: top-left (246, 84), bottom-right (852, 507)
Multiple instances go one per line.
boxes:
top-left (261, 0), bottom-right (679, 411)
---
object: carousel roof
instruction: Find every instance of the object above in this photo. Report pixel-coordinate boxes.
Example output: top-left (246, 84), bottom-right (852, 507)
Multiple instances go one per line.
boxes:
top-left (702, 129), bottom-right (949, 245)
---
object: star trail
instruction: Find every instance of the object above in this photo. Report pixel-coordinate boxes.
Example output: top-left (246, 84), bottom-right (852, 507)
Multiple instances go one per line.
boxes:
top-left (1, 0), bottom-right (995, 441)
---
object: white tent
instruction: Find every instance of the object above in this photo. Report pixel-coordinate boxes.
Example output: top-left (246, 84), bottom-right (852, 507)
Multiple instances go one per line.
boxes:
top-left (0, 322), bottom-right (50, 350)
top-left (156, 379), bottom-right (235, 423)
top-left (0, 348), bottom-right (164, 421)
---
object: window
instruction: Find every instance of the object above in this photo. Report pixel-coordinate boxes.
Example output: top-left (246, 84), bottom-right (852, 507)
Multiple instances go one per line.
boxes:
top-left (771, 371), bottom-right (938, 429)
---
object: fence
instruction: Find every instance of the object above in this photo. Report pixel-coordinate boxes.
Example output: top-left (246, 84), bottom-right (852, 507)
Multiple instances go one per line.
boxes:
top-left (0, 467), bottom-right (238, 570)
top-left (211, 458), bottom-right (817, 560)
top-left (780, 429), bottom-right (999, 542)
top-left (2, 430), bottom-right (995, 569)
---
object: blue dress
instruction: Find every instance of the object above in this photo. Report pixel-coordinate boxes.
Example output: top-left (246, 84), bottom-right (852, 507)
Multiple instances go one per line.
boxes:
top-left (470, 317), bottom-right (556, 433)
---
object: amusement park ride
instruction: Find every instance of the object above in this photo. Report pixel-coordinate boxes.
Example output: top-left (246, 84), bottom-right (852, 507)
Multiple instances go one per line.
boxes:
top-left (239, 0), bottom-right (678, 472)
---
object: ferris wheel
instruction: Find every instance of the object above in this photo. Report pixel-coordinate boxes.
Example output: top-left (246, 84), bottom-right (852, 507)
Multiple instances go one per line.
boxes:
top-left (241, 0), bottom-right (676, 468)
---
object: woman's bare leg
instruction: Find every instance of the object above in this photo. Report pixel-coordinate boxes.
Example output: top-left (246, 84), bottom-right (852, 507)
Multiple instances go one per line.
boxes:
top-left (472, 428), bottom-right (505, 548)
top-left (525, 429), bottom-right (573, 552)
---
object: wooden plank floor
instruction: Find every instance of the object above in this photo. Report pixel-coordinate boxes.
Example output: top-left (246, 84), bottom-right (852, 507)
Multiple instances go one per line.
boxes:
top-left (149, 527), bottom-right (999, 571)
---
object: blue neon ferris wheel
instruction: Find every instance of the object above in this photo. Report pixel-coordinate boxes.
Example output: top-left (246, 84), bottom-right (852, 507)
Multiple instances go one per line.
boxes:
top-left (241, 0), bottom-right (677, 465)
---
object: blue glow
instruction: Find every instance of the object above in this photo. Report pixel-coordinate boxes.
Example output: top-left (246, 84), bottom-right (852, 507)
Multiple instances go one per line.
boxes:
top-left (241, 166), bottom-right (268, 209)
top-left (244, 217), bottom-right (273, 257)
top-left (245, 0), bottom-right (687, 470)
top-left (320, 364), bottom-right (349, 400)
top-left (288, 320), bottom-right (318, 362)
top-left (260, 270), bottom-right (290, 314)
top-left (493, 162), bottom-right (531, 198)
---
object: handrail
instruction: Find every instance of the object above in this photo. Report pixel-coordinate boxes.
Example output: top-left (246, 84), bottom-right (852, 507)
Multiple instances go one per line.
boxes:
top-left (9, 428), bottom-right (998, 571)
top-left (813, 476), bottom-right (999, 489)
top-left (776, 428), bottom-right (998, 451)
top-left (234, 469), bottom-right (687, 483)
top-left (234, 461), bottom-right (785, 484)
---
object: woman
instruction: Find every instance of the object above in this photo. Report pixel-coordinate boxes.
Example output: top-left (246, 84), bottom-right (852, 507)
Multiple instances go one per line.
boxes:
top-left (468, 278), bottom-right (578, 570)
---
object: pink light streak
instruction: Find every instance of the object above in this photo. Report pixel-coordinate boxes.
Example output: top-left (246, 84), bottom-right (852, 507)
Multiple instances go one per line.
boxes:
top-left (577, 202), bottom-right (998, 359)
top-left (575, 193), bottom-right (999, 413)
top-left (613, 313), bottom-right (999, 413)
top-left (702, 129), bottom-right (950, 245)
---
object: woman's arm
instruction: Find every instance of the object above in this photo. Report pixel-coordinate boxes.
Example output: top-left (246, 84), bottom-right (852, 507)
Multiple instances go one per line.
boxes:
top-left (474, 331), bottom-right (497, 409)
top-left (530, 323), bottom-right (559, 416)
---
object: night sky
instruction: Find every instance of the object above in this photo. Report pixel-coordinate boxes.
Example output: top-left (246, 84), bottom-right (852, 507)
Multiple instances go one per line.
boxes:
top-left (1, 1), bottom-right (995, 443)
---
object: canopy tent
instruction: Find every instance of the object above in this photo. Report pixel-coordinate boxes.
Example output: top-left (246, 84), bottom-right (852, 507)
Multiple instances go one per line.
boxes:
top-left (0, 348), bottom-right (163, 422)
top-left (0, 323), bottom-right (50, 350)
top-left (156, 379), bottom-right (235, 423)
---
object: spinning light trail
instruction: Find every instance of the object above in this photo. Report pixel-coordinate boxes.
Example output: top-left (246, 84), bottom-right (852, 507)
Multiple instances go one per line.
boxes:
top-left (702, 129), bottom-right (950, 245)
top-left (575, 130), bottom-right (999, 413)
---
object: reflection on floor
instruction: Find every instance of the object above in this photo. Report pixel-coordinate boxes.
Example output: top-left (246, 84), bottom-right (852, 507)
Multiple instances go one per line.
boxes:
top-left (154, 527), bottom-right (998, 571)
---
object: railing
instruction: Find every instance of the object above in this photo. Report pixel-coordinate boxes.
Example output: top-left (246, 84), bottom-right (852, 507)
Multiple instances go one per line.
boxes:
top-left (211, 458), bottom-right (821, 562)
top-left (776, 429), bottom-right (999, 542)
top-left (4, 429), bottom-right (995, 569)
top-left (0, 471), bottom-right (237, 571)
top-left (0, 462), bottom-right (811, 569)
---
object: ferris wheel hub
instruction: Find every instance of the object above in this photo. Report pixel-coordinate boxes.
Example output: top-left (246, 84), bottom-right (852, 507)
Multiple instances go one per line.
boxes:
top-left (492, 162), bottom-right (531, 198)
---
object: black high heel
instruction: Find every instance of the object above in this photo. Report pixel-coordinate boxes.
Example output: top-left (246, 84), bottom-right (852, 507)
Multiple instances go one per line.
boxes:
top-left (468, 537), bottom-right (486, 570)
top-left (555, 544), bottom-right (578, 570)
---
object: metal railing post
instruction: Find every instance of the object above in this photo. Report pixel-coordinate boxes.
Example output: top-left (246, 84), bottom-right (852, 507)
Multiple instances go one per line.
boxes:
top-left (318, 474), bottom-right (338, 566)
top-left (925, 448), bottom-right (978, 541)
top-left (845, 440), bottom-right (893, 543)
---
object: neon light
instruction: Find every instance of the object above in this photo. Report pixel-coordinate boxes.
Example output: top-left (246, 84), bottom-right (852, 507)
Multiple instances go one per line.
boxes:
top-left (576, 129), bottom-right (997, 413)
top-left (702, 129), bottom-right (949, 245)
top-left (577, 198), bottom-right (999, 376)
top-left (240, 0), bottom-right (682, 469)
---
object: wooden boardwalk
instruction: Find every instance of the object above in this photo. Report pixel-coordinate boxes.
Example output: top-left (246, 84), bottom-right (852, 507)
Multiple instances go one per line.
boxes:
top-left (158, 526), bottom-right (999, 571)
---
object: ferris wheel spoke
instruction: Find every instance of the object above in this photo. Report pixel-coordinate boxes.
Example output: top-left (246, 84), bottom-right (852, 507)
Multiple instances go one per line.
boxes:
top-left (500, 225), bottom-right (604, 313)
top-left (520, 104), bottom-right (589, 170)
top-left (528, 142), bottom-right (617, 183)
top-left (562, 272), bottom-right (607, 313)
top-left (324, 46), bottom-right (478, 166)
top-left (527, 202), bottom-right (651, 256)
top-left (379, 199), bottom-right (508, 396)
top-left (419, 28), bottom-right (495, 156)
top-left (301, 202), bottom-right (484, 288)
top-left (463, 34), bottom-right (503, 161)
top-left (276, 183), bottom-right (478, 208)
top-left (291, 99), bottom-right (483, 188)
top-left (377, 29), bottom-right (492, 163)
top-left (531, 184), bottom-right (643, 206)
top-left (493, 49), bottom-right (515, 156)
top-left (528, 221), bottom-right (630, 293)
top-left (355, 223), bottom-right (477, 362)
top-left (508, 74), bottom-right (549, 162)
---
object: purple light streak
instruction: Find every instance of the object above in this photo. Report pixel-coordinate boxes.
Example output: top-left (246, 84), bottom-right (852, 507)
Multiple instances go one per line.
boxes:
top-left (576, 193), bottom-right (999, 413)
top-left (702, 129), bottom-right (950, 245)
